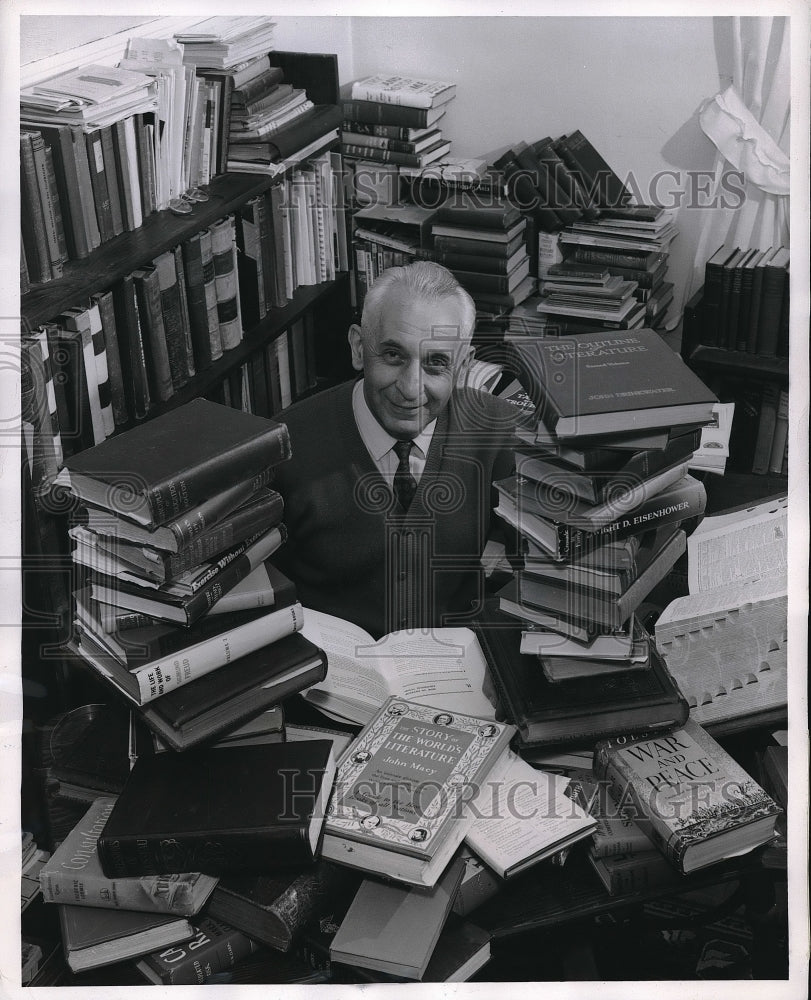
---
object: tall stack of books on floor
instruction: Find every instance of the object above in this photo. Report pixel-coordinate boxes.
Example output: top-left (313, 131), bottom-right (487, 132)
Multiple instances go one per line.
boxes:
top-left (486, 328), bottom-right (720, 748)
top-left (56, 399), bottom-right (328, 755)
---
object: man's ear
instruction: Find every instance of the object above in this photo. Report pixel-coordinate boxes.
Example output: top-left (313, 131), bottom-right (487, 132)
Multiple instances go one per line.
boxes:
top-left (348, 324), bottom-right (365, 372)
top-left (455, 344), bottom-right (475, 383)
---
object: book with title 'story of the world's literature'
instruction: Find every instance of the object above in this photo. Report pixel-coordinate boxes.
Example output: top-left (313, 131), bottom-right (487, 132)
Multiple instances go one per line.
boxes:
top-left (593, 717), bottom-right (781, 873)
top-left (523, 329), bottom-right (717, 439)
top-left (97, 741), bottom-right (336, 877)
top-left (55, 398), bottom-right (291, 528)
top-left (39, 797), bottom-right (217, 915)
top-left (322, 697), bottom-right (514, 887)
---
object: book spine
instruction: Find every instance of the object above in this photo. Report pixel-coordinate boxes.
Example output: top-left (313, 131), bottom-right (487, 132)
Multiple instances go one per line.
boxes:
top-left (532, 137), bottom-right (597, 221)
top-left (217, 75), bottom-right (235, 175)
top-left (87, 303), bottom-right (115, 437)
top-left (173, 246), bottom-right (197, 380)
top-left (70, 125), bottom-right (101, 250)
top-left (41, 125), bottom-right (89, 259)
top-left (133, 267), bottom-right (174, 403)
top-left (589, 828), bottom-right (653, 858)
top-left (32, 135), bottom-right (66, 277)
top-left (268, 184), bottom-right (289, 308)
top-left (138, 918), bottom-right (258, 985)
top-left (134, 113), bottom-right (157, 216)
top-left (155, 251), bottom-right (191, 390)
top-left (20, 338), bottom-right (61, 493)
top-left (32, 328), bottom-right (63, 467)
top-left (434, 251), bottom-right (514, 274)
top-left (737, 261), bottom-right (756, 352)
top-left (235, 198), bottom-right (266, 329)
top-left (514, 143), bottom-right (581, 227)
top-left (113, 274), bottom-right (151, 420)
top-left (591, 854), bottom-right (672, 895)
top-left (122, 116), bottom-right (144, 229)
top-left (755, 263), bottom-right (788, 356)
top-left (343, 119), bottom-right (424, 141)
top-left (99, 125), bottom-right (124, 236)
top-left (182, 234), bottom-right (214, 370)
top-left (100, 820), bottom-right (312, 877)
top-left (20, 133), bottom-right (52, 283)
top-left (592, 754), bottom-right (678, 869)
top-left (211, 216), bottom-right (243, 350)
top-left (350, 82), bottom-right (440, 109)
top-left (144, 417), bottom-right (288, 526)
top-left (39, 868), bottom-right (206, 916)
top-left (85, 130), bottom-right (115, 242)
top-left (341, 99), bottom-right (433, 128)
top-left (769, 388), bottom-right (790, 473)
top-left (126, 601), bottom-right (303, 703)
top-left (746, 257), bottom-right (768, 353)
top-left (255, 191), bottom-right (276, 312)
top-left (199, 229), bottom-right (225, 361)
top-left (111, 120), bottom-right (136, 232)
top-left (160, 489), bottom-right (284, 579)
top-left (556, 130), bottom-right (629, 208)
top-left (232, 66), bottom-right (285, 106)
top-left (751, 382), bottom-right (780, 475)
top-left (572, 247), bottom-right (658, 269)
top-left (165, 465), bottom-right (277, 549)
top-left (91, 291), bottom-right (128, 425)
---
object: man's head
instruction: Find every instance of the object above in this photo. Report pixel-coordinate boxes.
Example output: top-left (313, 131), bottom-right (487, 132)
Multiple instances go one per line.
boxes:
top-left (348, 262), bottom-right (476, 439)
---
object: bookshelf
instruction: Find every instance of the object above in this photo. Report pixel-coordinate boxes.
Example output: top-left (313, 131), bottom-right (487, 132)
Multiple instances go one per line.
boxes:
top-left (19, 49), bottom-right (353, 702)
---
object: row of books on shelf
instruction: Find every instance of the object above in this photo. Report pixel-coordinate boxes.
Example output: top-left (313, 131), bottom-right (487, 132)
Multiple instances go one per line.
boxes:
top-left (19, 17), bottom-right (345, 288)
top-left (21, 152), bottom-right (349, 496)
top-left (701, 243), bottom-right (790, 357)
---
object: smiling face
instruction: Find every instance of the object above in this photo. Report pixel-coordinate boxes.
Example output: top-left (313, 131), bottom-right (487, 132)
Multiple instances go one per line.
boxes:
top-left (348, 289), bottom-right (473, 439)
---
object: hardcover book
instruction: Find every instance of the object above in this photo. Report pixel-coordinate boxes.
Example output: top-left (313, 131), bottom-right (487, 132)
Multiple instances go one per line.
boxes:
top-left (322, 697), bottom-right (514, 887)
top-left (97, 741), bottom-right (337, 877)
top-left (328, 854), bottom-right (466, 980)
top-left (350, 74), bottom-right (456, 109)
top-left (475, 602), bottom-right (689, 749)
top-left (134, 915), bottom-right (259, 985)
top-left (73, 629), bottom-right (327, 752)
top-left (40, 798), bottom-right (217, 914)
top-left (593, 718), bottom-right (781, 873)
top-left (523, 329), bottom-right (717, 439)
top-left (207, 861), bottom-right (358, 951)
top-left (55, 398), bottom-right (291, 528)
top-left (58, 902), bottom-right (194, 973)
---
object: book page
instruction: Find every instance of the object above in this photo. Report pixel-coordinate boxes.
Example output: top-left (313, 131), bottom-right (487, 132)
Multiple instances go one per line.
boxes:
top-left (299, 608), bottom-right (390, 711)
top-left (687, 496), bottom-right (788, 594)
top-left (373, 628), bottom-right (496, 720)
top-left (466, 753), bottom-right (594, 875)
top-left (657, 576), bottom-right (788, 628)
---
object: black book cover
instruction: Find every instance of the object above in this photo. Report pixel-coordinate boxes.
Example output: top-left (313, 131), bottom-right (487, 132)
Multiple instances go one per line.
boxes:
top-left (97, 741), bottom-right (336, 876)
top-left (474, 601), bottom-right (688, 748)
top-left (61, 398), bottom-right (291, 527)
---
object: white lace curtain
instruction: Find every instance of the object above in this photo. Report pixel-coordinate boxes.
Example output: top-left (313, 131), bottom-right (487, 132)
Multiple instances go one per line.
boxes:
top-left (687, 16), bottom-right (790, 304)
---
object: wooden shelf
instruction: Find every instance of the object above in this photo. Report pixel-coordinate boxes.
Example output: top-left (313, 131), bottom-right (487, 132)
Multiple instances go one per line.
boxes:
top-left (688, 345), bottom-right (789, 381)
top-left (22, 173), bottom-right (277, 328)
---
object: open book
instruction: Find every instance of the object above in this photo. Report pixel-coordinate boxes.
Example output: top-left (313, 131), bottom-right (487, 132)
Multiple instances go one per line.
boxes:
top-left (654, 495), bottom-right (787, 734)
top-left (299, 608), bottom-right (497, 725)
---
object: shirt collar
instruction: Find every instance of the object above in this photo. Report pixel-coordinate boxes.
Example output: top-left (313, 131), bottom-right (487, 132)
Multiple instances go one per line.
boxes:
top-left (352, 379), bottom-right (437, 461)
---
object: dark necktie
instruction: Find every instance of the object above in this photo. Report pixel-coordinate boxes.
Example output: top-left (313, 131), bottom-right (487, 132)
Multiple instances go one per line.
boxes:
top-left (392, 439), bottom-right (417, 511)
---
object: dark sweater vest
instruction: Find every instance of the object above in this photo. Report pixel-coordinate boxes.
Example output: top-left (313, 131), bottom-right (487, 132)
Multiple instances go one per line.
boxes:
top-left (273, 380), bottom-right (516, 638)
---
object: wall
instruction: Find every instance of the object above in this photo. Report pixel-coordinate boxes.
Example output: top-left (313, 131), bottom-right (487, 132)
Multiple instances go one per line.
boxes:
top-left (346, 15), bottom-right (723, 316)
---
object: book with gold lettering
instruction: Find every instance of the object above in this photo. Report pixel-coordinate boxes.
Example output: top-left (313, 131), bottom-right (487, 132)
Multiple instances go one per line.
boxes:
top-left (39, 797), bottom-right (217, 915)
top-left (593, 718), bottom-right (781, 873)
top-left (322, 697), bottom-right (514, 887)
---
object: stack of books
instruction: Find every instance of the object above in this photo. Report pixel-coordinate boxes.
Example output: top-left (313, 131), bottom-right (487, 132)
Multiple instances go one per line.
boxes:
top-left (55, 399), bottom-right (328, 751)
top-left (430, 195), bottom-right (535, 309)
top-left (341, 74), bottom-right (455, 175)
top-left (553, 204), bottom-right (677, 330)
top-left (480, 329), bottom-right (718, 747)
top-left (174, 16), bottom-right (277, 71)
